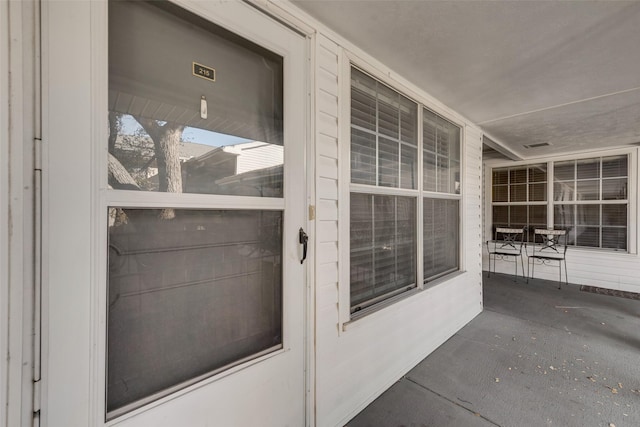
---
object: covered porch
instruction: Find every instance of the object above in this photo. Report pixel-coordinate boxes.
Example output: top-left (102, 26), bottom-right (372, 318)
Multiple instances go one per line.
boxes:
top-left (348, 274), bottom-right (640, 426)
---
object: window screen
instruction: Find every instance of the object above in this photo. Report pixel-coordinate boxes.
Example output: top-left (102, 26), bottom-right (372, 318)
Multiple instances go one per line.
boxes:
top-left (107, 208), bottom-right (282, 416)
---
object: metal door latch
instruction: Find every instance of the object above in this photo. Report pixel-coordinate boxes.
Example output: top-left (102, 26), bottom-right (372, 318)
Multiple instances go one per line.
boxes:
top-left (299, 228), bottom-right (308, 264)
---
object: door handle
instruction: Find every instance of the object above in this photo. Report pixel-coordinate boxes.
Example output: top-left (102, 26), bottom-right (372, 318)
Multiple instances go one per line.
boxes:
top-left (299, 228), bottom-right (308, 264)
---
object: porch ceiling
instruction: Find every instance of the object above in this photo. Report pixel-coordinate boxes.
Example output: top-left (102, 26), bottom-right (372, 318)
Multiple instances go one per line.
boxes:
top-left (292, 0), bottom-right (640, 160)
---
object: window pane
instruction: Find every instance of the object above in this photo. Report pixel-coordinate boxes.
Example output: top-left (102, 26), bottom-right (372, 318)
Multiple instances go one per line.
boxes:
top-left (529, 183), bottom-right (547, 201)
top-left (437, 156), bottom-right (449, 193)
top-left (602, 204), bottom-right (626, 226)
top-left (400, 145), bottom-right (417, 189)
top-left (493, 206), bottom-right (508, 225)
top-left (378, 137), bottom-right (399, 187)
top-left (423, 151), bottom-right (437, 192)
top-left (510, 205), bottom-right (527, 226)
top-left (529, 164), bottom-right (547, 183)
top-left (448, 124), bottom-right (461, 163)
top-left (395, 197), bottom-right (418, 289)
top-left (554, 204), bottom-right (574, 229)
top-left (576, 226), bottom-right (599, 247)
top-left (400, 96), bottom-right (417, 144)
top-left (377, 85), bottom-right (400, 140)
top-left (350, 193), bottom-right (374, 300)
top-left (350, 194), bottom-right (416, 310)
top-left (493, 186), bottom-right (507, 202)
top-left (577, 158), bottom-right (599, 179)
top-left (550, 155), bottom-right (630, 250)
top-left (554, 181), bottom-right (574, 201)
top-left (602, 155), bottom-right (627, 178)
top-left (554, 161), bottom-right (575, 181)
top-left (109, 1), bottom-right (283, 197)
top-left (602, 227), bottom-right (626, 250)
top-left (436, 117), bottom-right (450, 157)
top-left (529, 205), bottom-right (547, 225)
top-left (423, 109), bottom-right (460, 195)
top-left (351, 66), bottom-right (417, 190)
top-left (450, 160), bottom-right (461, 194)
top-left (510, 168), bottom-right (527, 184)
top-left (492, 169), bottom-right (508, 185)
top-left (107, 208), bottom-right (282, 414)
top-left (423, 110), bottom-right (437, 152)
top-left (528, 206), bottom-right (547, 242)
top-left (602, 178), bottom-right (627, 200)
top-left (424, 198), bottom-right (459, 281)
top-left (350, 129), bottom-right (376, 185)
top-left (576, 179), bottom-right (599, 200)
top-left (510, 184), bottom-right (527, 202)
top-left (576, 205), bottom-right (600, 226)
top-left (351, 84), bottom-right (376, 132)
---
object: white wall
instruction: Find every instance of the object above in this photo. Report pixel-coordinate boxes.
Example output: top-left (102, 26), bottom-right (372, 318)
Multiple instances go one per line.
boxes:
top-left (483, 149), bottom-right (640, 294)
top-left (312, 31), bottom-right (484, 426)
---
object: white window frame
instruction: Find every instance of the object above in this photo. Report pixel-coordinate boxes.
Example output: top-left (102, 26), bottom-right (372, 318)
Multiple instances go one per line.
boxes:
top-left (486, 147), bottom-right (638, 255)
top-left (338, 51), bottom-right (464, 326)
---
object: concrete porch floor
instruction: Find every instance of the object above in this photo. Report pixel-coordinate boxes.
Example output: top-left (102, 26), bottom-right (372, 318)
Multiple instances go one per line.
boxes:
top-left (346, 274), bottom-right (640, 427)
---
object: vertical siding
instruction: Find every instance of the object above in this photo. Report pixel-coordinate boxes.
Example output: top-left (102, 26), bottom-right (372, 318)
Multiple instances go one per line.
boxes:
top-left (313, 34), bottom-right (484, 426)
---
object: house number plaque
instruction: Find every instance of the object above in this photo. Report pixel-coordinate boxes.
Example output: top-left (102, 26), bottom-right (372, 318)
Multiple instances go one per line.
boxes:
top-left (193, 62), bottom-right (216, 82)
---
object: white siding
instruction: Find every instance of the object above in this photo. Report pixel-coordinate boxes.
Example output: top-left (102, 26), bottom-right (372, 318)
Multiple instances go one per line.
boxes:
top-left (313, 34), bottom-right (483, 427)
top-left (488, 249), bottom-right (640, 292)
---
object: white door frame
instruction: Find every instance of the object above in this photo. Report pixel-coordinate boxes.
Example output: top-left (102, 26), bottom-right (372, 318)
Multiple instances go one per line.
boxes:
top-left (2, 1), bottom-right (40, 426)
top-left (41, 0), bottom-right (311, 425)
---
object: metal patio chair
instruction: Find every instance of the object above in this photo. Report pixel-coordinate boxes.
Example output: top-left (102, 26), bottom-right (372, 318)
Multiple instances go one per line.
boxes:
top-left (527, 229), bottom-right (568, 289)
top-left (486, 227), bottom-right (526, 281)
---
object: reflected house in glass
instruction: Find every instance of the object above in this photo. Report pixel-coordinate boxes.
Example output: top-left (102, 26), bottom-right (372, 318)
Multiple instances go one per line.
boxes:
top-left (183, 141), bottom-right (283, 197)
top-left (110, 134), bottom-right (283, 197)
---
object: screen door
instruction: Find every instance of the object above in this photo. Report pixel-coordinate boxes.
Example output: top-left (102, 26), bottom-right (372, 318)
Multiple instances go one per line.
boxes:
top-left (44, 0), bottom-right (307, 425)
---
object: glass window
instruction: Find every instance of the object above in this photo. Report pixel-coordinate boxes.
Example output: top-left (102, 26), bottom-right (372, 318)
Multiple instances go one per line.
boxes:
top-left (423, 109), bottom-right (460, 194)
top-left (350, 68), bottom-right (418, 190)
top-left (108, 0), bottom-right (284, 197)
top-left (552, 156), bottom-right (628, 250)
top-left (349, 66), bottom-right (461, 313)
top-left (350, 194), bottom-right (417, 312)
top-left (493, 155), bottom-right (629, 251)
top-left (423, 199), bottom-right (459, 282)
top-left (490, 164), bottom-right (547, 242)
